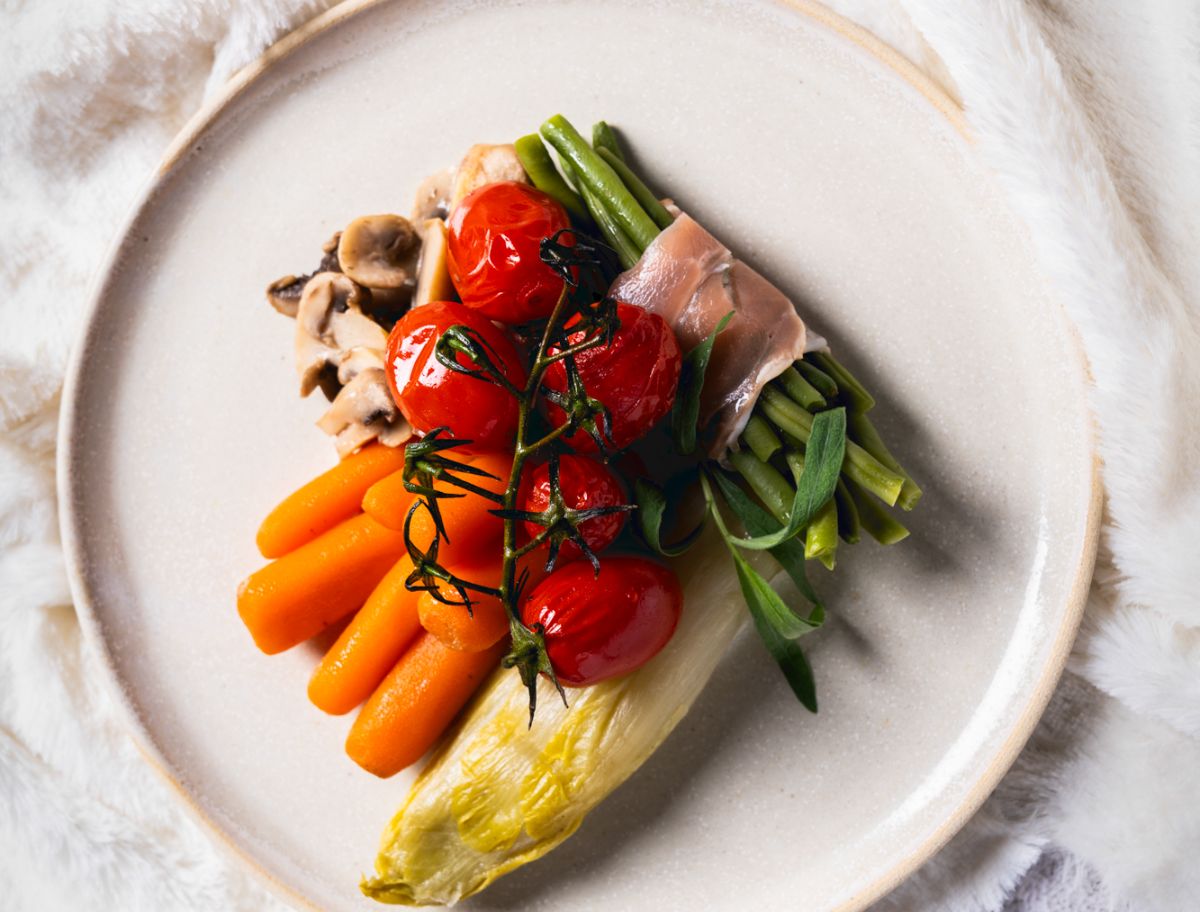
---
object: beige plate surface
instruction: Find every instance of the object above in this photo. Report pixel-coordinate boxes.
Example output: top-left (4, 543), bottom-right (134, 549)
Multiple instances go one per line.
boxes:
top-left (58, 1), bottom-right (1100, 910)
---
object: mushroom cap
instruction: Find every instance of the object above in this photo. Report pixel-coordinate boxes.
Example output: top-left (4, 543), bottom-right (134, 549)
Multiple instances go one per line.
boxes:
top-left (337, 346), bottom-right (386, 386)
top-left (412, 168), bottom-right (453, 222)
top-left (337, 214), bottom-right (417, 289)
top-left (294, 272), bottom-right (388, 397)
top-left (265, 275), bottom-right (306, 318)
top-left (316, 367), bottom-right (411, 456)
top-left (265, 233), bottom-right (342, 318)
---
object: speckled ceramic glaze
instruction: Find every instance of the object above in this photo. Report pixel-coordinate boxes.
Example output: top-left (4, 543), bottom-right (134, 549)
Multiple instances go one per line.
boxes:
top-left (58, 1), bottom-right (1099, 910)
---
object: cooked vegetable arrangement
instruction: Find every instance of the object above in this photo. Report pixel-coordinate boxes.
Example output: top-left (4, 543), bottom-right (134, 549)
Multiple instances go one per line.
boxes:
top-left (237, 115), bottom-right (920, 904)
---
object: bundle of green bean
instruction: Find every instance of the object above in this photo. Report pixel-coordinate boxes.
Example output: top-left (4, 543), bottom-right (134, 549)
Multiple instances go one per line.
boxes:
top-left (515, 115), bottom-right (921, 570)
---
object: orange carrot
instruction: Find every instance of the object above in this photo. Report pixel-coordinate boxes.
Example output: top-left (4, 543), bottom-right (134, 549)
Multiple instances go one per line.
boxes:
top-left (403, 450), bottom-right (511, 566)
top-left (361, 468), bottom-right (419, 530)
top-left (417, 590), bottom-right (509, 653)
top-left (237, 514), bottom-right (406, 655)
top-left (256, 442), bottom-right (407, 558)
top-left (417, 552), bottom-right (549, 652)
top-left (345, 633), bottom-right (505, 777)
top-left (308, 556), bottom-right (423, 715)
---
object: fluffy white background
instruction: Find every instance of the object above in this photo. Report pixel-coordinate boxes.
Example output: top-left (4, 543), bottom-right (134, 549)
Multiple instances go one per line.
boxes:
top-left (2, 1), bottom-right (1198, 910)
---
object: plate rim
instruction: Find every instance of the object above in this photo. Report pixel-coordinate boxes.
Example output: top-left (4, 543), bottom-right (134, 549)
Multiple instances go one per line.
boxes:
top-left (55, 1), bottom-right (1102, 909)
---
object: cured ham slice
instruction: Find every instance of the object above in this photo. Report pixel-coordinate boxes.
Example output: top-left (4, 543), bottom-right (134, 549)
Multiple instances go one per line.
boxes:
top-left (610, 213), bottom-right (817, 457)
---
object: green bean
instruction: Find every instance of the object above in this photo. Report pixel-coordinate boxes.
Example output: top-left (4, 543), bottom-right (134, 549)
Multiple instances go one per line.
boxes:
top-left (560, 159), bottom-right (640, 269)
top-left (847, 411), bottom-right (922, 511)
top-left (741, 415), bottom-right (782, 463)
top-left (592, 121), bottom-right (624, 161)
top-left (540, 114), bottom-right (661, 253)
top-left (758, 386), bottom-right (814, 441)
top-left (777, 367), bottom-right (826, 411)
top-left (597, 147), bottom-right (675, 231)
top-left (805, 498), bottom-right (839, 570)
top-left (514, 134), bottom-right (591, 225)
top-left (785, 447), bottom-right (848, 556)
top-left (728, 450), bottom-right (793, 525)
top-left (783, 446), bottom-right (862, 552)
top-left (846, 478), bottom-right (910, 545)
top-left (757, 387), bottom-right (905, 506)
top-left (797, 359), bottom-right (839, 399)
top-left (780, 430), bottom-right (807, 456)
top-left (811, 351), bottom-right (875, 413)
top-left (783, 449), bottom-right (805, 479)
top-left (834, 478), bottom-right (860, 544)
top-left (842, 441), bottom-right (905, 508)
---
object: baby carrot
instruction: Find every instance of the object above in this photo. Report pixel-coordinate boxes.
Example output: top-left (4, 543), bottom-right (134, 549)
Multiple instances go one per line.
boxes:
top-left (417, 558), bottom-right (508, 653)
top-left (256, 442), bottom-right (407, 558)
top-left (361, 468), bottom-right (418, 530)
top-left (237, 514), bottom-right (406, 655)
top-left (345, 633), bottom-right (506, 777)
top-left (417, 552), bottom-right (547, 652)
top-left (308, 556), bottom-right (423, 716)
top-left (418, 591), bottom-right (508, 653)
top-left (404, 450), bottom-right (510, 566)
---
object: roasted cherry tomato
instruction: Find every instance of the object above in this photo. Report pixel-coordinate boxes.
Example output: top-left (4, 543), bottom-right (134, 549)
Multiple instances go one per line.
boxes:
top-left (543, 302), bottom-right (681, 451)
top-left (521, 557), bottom-right (682, 686)
top-left (519, 455), bottom-right (627, 562)
top-left (385, 301), bottom-right (526, 447)
top-left (447, 181), bottom-right (570, 324)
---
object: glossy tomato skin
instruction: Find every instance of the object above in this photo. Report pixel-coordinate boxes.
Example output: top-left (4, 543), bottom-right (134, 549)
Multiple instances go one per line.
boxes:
top-left (521, 557), bottom-right (682, 686)
top-left (543, 302), bottom-right (681, 451)
top-left (385, 301), bottom-right (526, 447)
top-left (447, 181), bottom-right (570, 324)
top-left (519, 455), bottom-right (627, 562)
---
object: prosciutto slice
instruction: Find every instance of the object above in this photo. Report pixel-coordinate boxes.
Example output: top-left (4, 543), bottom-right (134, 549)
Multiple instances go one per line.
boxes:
top-left (610, 213), bottom-right (818, 458)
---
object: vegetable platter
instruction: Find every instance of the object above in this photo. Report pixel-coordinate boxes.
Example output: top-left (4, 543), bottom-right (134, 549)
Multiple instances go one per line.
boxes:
top-left (58, 1), bottom-right (1100, 910)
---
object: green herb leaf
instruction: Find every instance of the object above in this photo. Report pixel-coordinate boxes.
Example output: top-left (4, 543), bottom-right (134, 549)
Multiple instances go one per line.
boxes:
top-left (727, 546), bottom-right (818, 711)
top-left (719, 406), bottom-right (847, 550)
top-left (700, 470), bottom-right (822, 712)
top-left (670, 312), bottom-right (734, 454)
top-left (709, 470), bottom-right (824, 625)
top-left (727, 547), bottom-right (820, 639)
top-left (750, 599), bottom-right (819, 712)
top-left (633, 478), bottom-right (704, 557)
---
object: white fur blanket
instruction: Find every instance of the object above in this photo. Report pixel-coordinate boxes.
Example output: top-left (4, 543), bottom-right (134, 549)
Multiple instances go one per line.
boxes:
top-left (2, 2), bottom-right (1198, 910)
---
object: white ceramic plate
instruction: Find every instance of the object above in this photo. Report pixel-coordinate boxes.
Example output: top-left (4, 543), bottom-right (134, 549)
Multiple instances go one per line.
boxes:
top-left (58, 1), bottom-right (1100, 910)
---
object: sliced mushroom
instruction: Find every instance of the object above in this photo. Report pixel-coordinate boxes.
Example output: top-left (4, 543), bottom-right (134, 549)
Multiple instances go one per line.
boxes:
top-left (266, 275), bottom-right (307, 318)
top-left (337, 214), bottom-right (418, 289)
top-left (336, 346), bottom-right (386, 386)
top-left (295, 272), bottom-right (388, 397)
top-left (265, 232), bottom-right (342, 317)
top-left (413, 168), bottom-right (454, 222)
top-left (413, 218), bottom-right (456, 307)
top-left (316, 368), bottom-right (412, 456)
top-left (450, 144), bottom-right (528, 208)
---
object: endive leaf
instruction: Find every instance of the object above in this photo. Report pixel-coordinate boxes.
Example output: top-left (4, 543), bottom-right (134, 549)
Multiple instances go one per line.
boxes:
top-left (361, 529), bottom-right (757, 906)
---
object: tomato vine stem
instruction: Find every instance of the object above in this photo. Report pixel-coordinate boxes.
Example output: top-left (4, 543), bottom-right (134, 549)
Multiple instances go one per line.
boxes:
top-left (407, 229), bottom-right (625, 724)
